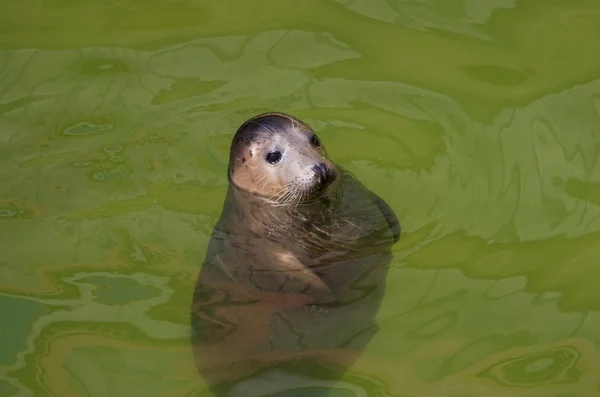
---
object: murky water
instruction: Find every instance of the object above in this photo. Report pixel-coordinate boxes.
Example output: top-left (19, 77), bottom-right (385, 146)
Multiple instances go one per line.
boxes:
top-left (2, 0), bottom-right (600, 396)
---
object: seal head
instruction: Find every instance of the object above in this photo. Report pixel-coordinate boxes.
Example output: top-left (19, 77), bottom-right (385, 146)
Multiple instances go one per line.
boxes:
top-left (227, 112), bottom-right (337, 204)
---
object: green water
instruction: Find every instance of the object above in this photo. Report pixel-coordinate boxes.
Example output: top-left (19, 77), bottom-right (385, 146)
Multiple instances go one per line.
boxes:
top-left (2, 0), bottom-right (600, 395)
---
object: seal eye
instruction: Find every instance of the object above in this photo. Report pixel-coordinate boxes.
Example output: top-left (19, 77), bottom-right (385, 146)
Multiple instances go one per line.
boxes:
top-left (310, 134), bottom-right (320, 147)
top-left (266, 151), bottom-right (282, 164)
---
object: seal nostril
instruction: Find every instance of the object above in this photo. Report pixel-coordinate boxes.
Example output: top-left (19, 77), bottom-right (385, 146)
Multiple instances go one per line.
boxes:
top-left (312, 163), bottom-right (327, 184)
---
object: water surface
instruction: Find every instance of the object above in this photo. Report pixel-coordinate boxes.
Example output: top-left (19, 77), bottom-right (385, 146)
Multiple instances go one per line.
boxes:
top-left (2, 0), bottom-right (600, 396)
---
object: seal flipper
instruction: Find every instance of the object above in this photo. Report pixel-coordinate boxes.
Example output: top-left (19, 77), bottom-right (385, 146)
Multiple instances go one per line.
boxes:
top-left (272, 251), bottom-right (336, 304)
top-left (243, 249), bottom-right (335, 305)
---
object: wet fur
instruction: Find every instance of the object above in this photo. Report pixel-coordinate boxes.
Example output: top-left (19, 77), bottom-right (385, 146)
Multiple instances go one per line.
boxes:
top-left (190, 113), bottom-right (400, 396)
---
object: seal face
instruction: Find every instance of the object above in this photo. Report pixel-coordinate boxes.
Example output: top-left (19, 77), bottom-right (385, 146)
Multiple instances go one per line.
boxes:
top-left (227, 112), bottom-right (337, 204)
top-left (191, 112), bottom-right (401, 396)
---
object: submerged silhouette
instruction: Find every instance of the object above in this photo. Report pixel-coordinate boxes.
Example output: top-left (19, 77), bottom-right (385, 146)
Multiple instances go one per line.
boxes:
top-left (190, 113), bottom-right (400, 396)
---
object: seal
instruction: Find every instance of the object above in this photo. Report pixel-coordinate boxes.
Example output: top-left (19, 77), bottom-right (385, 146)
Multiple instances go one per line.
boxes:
top-left (191, 112), bottom-right (401, 397)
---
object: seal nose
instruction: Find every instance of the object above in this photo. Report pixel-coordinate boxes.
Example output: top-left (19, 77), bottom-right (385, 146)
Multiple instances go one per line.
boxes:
top-left (312, 163), bottom-right (328, 185)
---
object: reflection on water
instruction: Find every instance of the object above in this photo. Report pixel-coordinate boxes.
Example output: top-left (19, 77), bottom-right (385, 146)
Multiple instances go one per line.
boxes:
top-left (1, 0), bottom-right (600, 395)
top-left (478, 345), bottom-right (582, 387)
top-left (334, 0), bottom-right (515, 41)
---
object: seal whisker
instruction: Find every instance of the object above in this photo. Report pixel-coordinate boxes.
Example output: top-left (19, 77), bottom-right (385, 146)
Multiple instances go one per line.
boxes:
top-left (286, 187), bottom-right (298, 205)
top-left (249, 120), bottom-right (278, 137)
top-left (278, 112), bottom-right (301, 132)
top-left (274, 190), bottom-right (289, 205)
top-left (272, 182), bottom-right (293, 199)
top-left (275, 184), bottom-right (303, 208)
top-left (278, 182), bottom-right (295, 201)
top-left (285, 186), bottom-right (304, 208)
top-left (272, 185), bottom-right (294, 207)
top-left (254, 174), bottom-right (270, 192)
top-left (280, 188), bottom-right (298, 207)
top-left (253, 173), bottom-right (266, 185)
top-left (295, 189), bottom-right (307, 207)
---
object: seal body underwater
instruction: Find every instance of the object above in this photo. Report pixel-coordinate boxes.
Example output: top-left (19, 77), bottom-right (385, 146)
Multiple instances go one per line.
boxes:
top-left (190, 112), bottom-right (400, 396)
